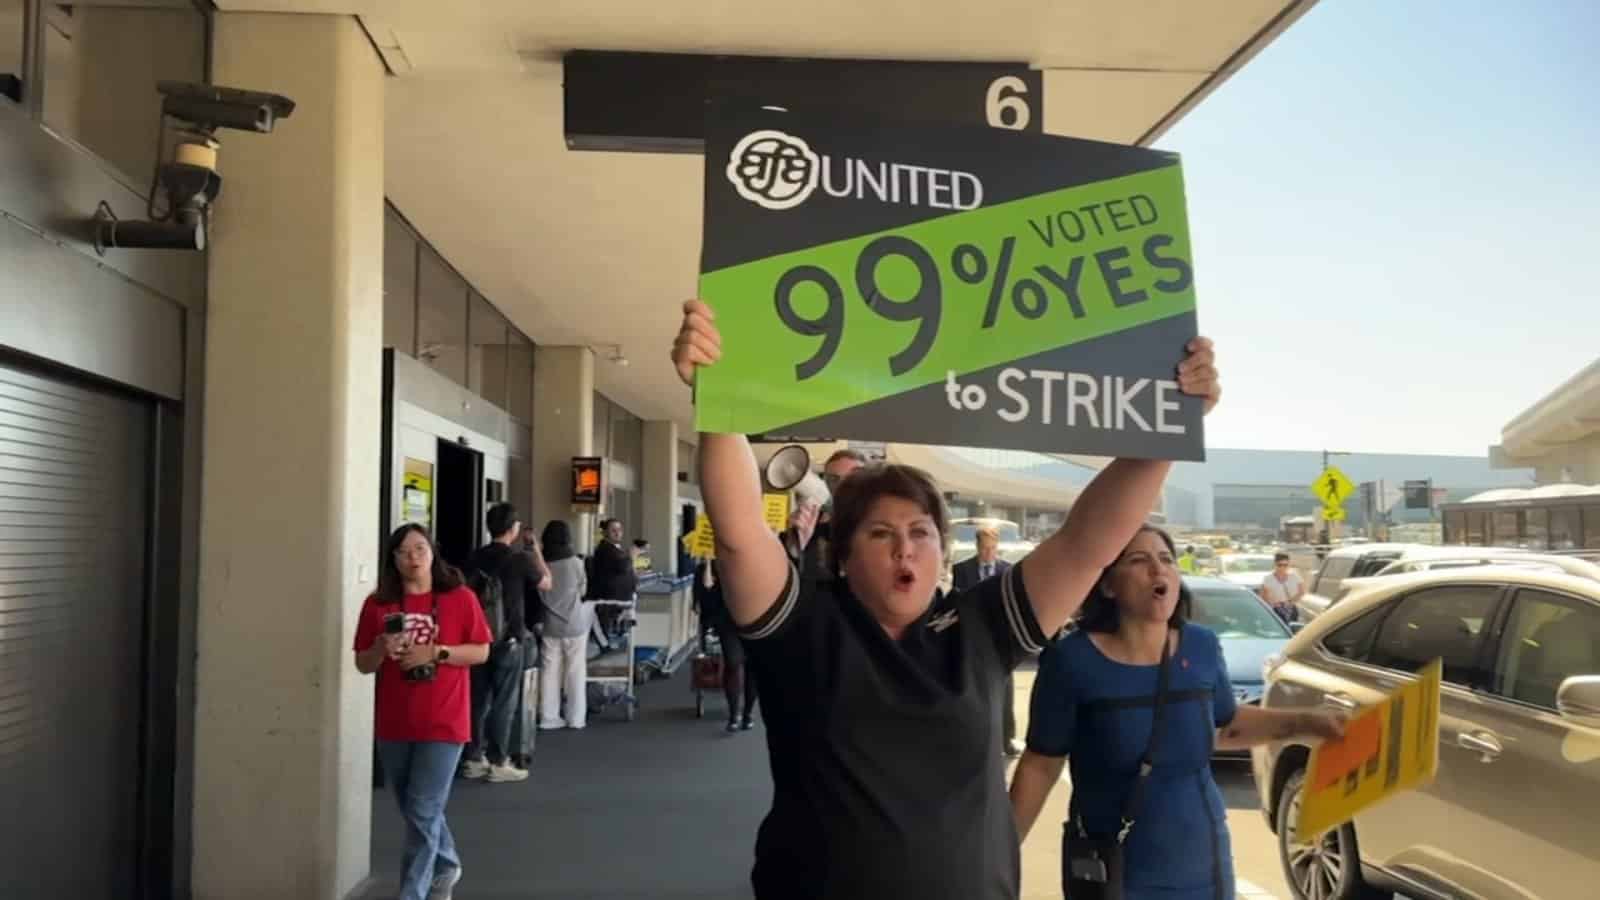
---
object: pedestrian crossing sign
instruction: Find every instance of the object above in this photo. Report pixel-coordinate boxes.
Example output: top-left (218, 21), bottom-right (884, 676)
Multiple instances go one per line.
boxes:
top-left (1311, 466), bottom-right (1355, 509)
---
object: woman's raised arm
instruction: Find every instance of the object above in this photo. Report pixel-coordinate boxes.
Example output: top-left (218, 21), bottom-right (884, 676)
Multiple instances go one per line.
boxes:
top-left (1019, 337), bottom-right (1220, 637)
top-left (674, 300), bottom-right (793, 627)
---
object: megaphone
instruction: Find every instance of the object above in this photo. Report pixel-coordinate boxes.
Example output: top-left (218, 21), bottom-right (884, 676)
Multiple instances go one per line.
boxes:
top-left (763, 444), bottom-right (830, 511)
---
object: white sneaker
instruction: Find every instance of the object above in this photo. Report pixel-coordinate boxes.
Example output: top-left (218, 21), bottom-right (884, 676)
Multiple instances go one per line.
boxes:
top-left (427, 865), bottom-right (462, 900)
top-left (486, 761), bottom-right (529, 783)
top-left (538, 721), bottom-right (566, 731)
top-left (459, 758), bottom-right (490, 779)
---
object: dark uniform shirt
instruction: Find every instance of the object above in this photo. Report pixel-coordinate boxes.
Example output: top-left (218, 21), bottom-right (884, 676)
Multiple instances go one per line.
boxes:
top-left (466, 543), bottom-right (538, 641)
top-left (740, 560), bottom-right (1049, 899)
top-left (588, 539), bottom-right (637, 601)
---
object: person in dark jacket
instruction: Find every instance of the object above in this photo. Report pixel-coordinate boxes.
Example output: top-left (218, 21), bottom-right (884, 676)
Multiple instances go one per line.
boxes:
top-left (460, 503), bottom-right (541, 783)
top-left (589, 518), bottom-right (638, 602)
top-left (694, 559), bottom-right (758, 732)
top-left (952, 525), bottom-right (1022, 757)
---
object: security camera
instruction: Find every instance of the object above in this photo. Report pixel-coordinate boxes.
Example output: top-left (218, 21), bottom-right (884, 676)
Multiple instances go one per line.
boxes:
top-left (158, 81), bottom-right (296, 134)
top-left (92, 81), bottom-right (296, 255)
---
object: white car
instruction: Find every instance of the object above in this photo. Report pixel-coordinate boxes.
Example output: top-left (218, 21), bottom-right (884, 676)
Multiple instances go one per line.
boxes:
top-left (947, 517), bottom-right (1035, 565)
top-left (1252, 564), bottom-right (1600, 900)
top-left (1217, 553), bottom-right (1278, 589)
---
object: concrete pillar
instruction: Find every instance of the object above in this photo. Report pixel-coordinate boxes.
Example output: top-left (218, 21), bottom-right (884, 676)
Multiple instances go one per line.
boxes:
top-left (193, 15), bottom-right (384, 900)
top-left (641, 421), bottom-right (680, 575)
top-left (532, 346), bottom-right (595, 543)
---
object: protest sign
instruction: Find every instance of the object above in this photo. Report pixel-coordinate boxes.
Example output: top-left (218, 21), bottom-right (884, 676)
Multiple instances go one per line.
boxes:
top-left (681, 514), bottom-right (717, 560)
top-left (697, 106), bottom-right (1203, 459)
top-left (1295, 659), bottom-right (1441, 843)
top-left (762, 492), bottom-right (791, 533)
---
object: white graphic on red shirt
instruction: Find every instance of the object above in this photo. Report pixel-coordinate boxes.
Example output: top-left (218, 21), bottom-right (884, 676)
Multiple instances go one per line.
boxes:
top-left (402, 612), bottom-right (437, 647)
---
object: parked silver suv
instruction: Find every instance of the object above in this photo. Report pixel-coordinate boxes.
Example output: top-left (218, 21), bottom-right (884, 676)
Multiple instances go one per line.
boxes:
top-left (1251, 566), bottom-right (1600, 900)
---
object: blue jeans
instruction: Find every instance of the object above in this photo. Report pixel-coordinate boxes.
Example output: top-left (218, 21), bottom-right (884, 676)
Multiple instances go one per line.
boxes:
top-left (378, 741), bottom-right (463, 900)
top-left (467, 639), bottom-right (523, 764)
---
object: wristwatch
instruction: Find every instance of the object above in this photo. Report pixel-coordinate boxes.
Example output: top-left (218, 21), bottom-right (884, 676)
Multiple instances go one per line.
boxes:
top-left (435, 645), bottom-right (451, 663)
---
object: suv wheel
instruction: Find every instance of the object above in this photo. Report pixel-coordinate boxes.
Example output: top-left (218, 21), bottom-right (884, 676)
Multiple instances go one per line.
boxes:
top-left (1276, 768), bottom-right (1392, 900)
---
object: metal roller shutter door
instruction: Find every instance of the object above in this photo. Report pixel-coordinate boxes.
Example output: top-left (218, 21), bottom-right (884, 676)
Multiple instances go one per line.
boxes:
top-left (0, 359), bottom-right (151, 899)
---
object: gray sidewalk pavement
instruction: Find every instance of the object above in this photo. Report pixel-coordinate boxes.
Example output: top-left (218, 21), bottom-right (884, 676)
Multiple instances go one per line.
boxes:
top-left (368, 669), bottom-right (770, 900)
top-left (367, 662), bottom-right (1290, 900)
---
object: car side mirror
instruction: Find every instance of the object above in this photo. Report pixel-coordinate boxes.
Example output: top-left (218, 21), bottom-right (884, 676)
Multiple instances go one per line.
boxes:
top-left (1557, 675), bottom-right (1600, 727)
top-left (1289, 621), bottom-right (1305, 635)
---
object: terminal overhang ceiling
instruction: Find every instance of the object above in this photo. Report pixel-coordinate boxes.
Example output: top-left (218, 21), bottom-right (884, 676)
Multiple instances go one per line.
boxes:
top-left (367, 0), bottom-right (1315, 433)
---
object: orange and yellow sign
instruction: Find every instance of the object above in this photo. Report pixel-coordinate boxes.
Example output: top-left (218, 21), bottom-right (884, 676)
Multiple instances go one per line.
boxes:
top-left (571, 456), bottom-right (603, 505)
top-left (1295, 659), bottom-right (1441, 843)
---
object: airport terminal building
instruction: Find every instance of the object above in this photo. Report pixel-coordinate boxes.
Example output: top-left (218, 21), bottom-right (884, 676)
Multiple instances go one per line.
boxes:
top-left (0, 3), bottom-right (1324, 898)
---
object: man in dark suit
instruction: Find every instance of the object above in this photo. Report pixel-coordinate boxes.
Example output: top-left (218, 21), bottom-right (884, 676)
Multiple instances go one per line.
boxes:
top-left (952, 525), bottom-right (1022, 758)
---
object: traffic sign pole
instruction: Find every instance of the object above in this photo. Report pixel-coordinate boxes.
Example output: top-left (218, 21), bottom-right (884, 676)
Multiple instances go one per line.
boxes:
top-left (1315, 451), bottom-right (1354, 548)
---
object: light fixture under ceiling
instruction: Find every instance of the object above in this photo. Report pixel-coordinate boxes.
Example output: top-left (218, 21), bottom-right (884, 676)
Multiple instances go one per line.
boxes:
top-left (593, 343), bottom-right (629, 367)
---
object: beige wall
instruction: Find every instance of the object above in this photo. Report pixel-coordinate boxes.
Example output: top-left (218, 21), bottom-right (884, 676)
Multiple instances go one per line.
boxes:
top-left (194, 13), bottom-right (384, 900)
top-left (641, 420), bottom-right (679, 575)
top-left (1527, 436), bottom-right (1600, 484)
top-left (532, 345), bottom-right (595, 544)
top-left (42, 5), bottom-right (206, 183)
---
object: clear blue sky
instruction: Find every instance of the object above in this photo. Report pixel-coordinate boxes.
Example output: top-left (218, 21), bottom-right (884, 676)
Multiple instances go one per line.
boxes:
top-left (1155, 0), bottom-right (1599, 456)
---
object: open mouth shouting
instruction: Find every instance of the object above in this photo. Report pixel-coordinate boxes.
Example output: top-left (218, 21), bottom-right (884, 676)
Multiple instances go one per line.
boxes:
top-left (893, 566), bottom-right (917, 592)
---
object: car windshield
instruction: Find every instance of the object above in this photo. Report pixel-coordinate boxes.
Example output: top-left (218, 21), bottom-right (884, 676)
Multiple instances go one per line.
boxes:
top-left (950, 521), bottom-right (1022, 543)
top-left (1189, 586), bottom-right (1291, 640)
top-left (1224, 555), bottom-right (1276, 574)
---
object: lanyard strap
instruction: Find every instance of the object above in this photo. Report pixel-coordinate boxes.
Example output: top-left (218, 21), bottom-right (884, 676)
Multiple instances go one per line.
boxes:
top-left (1117, 629), bottom-right (1173, 843)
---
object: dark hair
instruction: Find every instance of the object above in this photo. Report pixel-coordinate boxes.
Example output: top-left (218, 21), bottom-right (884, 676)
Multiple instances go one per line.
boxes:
top-left (1185, 545), bottom-right (1195, 553)
top-left (632, 538), bottom-right (650, 548)
top-left (1076, 525), bottom-right (1192, 633)
top-left (828, 463), bottom-right (948, 571)
top-left (1274, 551), bottom-right (1290, 563)
top-left (600, 518), bottom-right (622, 533)
top-left (825, 447), bottom-right (870, 469)
top-left (541, 520), bottom-right (574, 562)
top-left (376, 523), bottom-right (463, 604)
top-left (486, 502), bottom-right (518, 539)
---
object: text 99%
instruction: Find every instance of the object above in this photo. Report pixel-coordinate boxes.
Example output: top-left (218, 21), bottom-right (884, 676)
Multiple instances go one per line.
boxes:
top-left (773, 235), bottom-right (1078, 381)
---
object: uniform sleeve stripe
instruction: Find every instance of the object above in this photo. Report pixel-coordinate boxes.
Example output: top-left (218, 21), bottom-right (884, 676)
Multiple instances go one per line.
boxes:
top-left (1001, 564), bottom-right (1047, 655)
top-left (739, 562), bottom-right (799, 641)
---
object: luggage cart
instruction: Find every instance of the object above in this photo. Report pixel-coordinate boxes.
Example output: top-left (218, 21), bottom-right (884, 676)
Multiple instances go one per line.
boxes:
top-left (586, 599), bottom-right (638, 721)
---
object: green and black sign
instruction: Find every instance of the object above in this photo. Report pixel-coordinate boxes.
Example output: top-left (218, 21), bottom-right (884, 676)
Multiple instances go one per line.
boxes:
top-left (696, 106), bottom-right (1205, 460)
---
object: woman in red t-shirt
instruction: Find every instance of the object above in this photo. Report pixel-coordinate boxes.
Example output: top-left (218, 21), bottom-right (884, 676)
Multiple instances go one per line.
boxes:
top-left (355, 524), bottom-right (492, 900)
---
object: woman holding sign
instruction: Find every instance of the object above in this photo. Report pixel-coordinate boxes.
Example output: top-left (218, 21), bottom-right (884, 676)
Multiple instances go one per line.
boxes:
top-left (670, 298), bottom-right (1220, 900)
top-left (1009, 525), bottom-right (1345, 900)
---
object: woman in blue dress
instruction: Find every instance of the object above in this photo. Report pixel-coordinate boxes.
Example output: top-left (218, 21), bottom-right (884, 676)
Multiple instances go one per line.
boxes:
top-left (1010, 526), bottom-right (1344, 900)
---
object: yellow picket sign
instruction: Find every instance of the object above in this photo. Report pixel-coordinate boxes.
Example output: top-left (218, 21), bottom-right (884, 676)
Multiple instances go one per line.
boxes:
top-left (1295, 659), bottom-right (1441, 843)
top-left (681, 513), bottom-right (717, 560)
top-left (762, 492), bottom-right (792, 533)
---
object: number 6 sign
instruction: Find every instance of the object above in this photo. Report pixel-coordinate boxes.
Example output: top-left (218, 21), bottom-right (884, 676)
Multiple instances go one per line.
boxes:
top-left (986, 75), bottom-right (1032, 131)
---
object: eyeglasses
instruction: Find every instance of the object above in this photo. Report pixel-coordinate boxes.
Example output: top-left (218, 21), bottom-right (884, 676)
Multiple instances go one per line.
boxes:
top-left (394, 545), bottom-right (431, 559)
